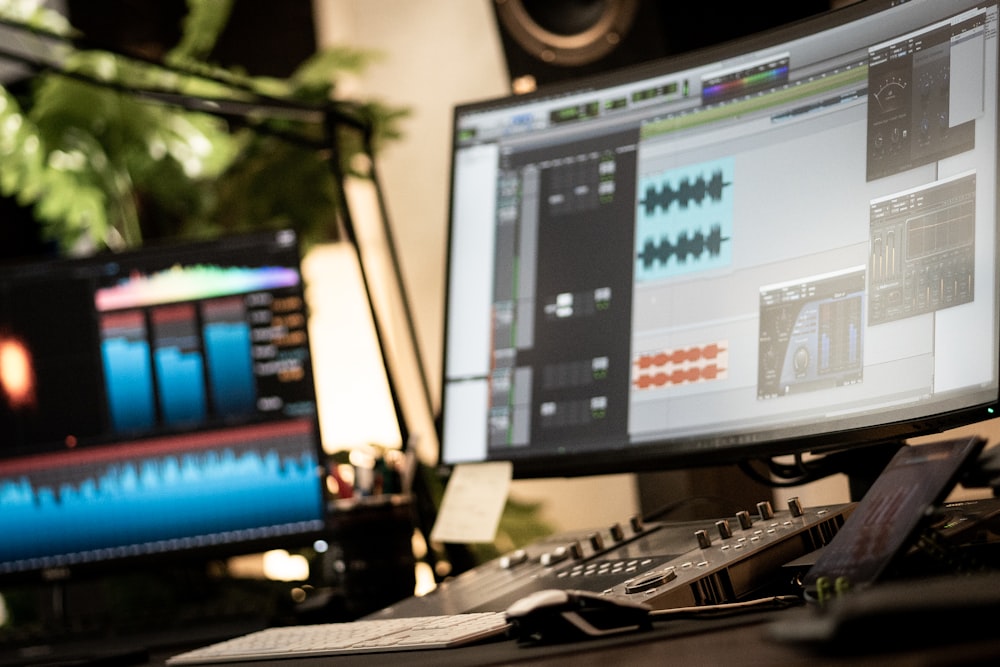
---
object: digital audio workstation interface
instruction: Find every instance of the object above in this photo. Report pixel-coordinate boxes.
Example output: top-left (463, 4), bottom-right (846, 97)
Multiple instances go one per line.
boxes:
top-left (442, 0), bottom-right (1000, 475)
top-left (0, 230), bottom-right (327, 578)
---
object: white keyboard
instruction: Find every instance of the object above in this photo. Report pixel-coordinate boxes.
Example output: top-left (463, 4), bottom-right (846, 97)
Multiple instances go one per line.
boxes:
top-left (165, 612), bottom-right (510, 664)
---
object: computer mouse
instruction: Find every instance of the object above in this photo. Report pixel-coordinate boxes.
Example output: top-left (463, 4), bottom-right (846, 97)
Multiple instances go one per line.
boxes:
top-left (505, 589), bottom-right (653, 644)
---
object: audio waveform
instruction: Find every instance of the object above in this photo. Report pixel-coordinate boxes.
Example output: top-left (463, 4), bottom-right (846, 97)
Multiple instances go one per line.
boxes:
top-left (636, 157), bottom-right (734, 282)
top-left (637, 225), bottom-right (730, 269)
top-left (633, 364), bottom-right (726, 389)
top-left (0, 446), bottom-right (323, 567)
top-left (634, 342), bottom-right (726, 369)
top-left (638, 170), bottom-right (731, 215)
top-left (633, 341), bottom-right (729, 391)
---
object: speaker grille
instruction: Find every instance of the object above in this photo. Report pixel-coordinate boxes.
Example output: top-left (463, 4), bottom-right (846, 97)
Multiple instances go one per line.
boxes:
top-left (494, 0), bottom-right (640, 67)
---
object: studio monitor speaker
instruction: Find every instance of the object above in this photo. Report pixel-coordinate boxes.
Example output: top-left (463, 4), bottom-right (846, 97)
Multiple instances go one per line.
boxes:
top-left (492, 0), bottom-right (832, 92)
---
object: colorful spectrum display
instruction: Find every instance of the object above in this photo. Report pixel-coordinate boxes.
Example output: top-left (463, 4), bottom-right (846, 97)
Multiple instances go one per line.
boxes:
top-left (95, 264), bottom-right (301, 311)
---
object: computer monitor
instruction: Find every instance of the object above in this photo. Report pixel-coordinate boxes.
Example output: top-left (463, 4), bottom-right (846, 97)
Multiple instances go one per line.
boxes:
top-left (0, 230), bottom-right (328, 582)
top-left (440, 0), bottom-right (1000, 482)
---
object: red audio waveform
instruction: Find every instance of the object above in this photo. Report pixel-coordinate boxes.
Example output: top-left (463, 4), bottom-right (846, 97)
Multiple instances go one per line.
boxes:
top-left (632, 341), bottom-right (728, 390)
top-left (634, 364), bottom-right (726, 388)
top-left (634, 342), bottom-right (726, 369)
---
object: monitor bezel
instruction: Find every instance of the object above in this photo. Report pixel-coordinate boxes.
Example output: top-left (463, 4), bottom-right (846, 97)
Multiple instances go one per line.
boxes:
top-left (0, 230), bottom-right (332, 585)
top-left (438, 0), bottom-right (1000, 480)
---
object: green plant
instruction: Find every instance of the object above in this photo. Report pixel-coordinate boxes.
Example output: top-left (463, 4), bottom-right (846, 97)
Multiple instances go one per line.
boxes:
top-left (0, 0), bottom-right (407, 254)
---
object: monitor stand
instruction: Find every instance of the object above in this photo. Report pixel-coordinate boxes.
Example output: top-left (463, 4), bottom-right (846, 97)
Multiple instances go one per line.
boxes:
top-left (637, 463), bottom-right (776, 521)
top-left (835, 441), bottom-right (905, 501)
top-left (636, 452), bottom-right (896, 523)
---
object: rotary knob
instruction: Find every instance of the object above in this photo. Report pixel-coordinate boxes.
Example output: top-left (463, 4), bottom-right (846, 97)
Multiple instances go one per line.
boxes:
top-left (609, 522), bottom-right (626, 542)
top-left (624, 568), bottom-right (677, 594)
top-left (695, 529), bottom-right (711, 549)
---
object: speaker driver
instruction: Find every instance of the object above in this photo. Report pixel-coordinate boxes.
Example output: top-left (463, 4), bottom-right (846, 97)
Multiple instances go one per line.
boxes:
top-left (493, 0), bottom-right (640, 68)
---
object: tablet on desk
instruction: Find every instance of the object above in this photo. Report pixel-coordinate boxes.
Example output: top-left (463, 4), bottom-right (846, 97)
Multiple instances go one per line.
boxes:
top-left (801, 436), bottom-right (986, 599)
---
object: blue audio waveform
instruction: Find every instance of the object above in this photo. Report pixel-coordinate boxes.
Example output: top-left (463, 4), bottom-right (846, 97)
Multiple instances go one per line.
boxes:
top-left (638, 169), bottom-right (731, 215)
top-left (637, 225), bottom-right (731, 269)
top-left (0, 446), bottom-right (323, 568)
top-left (636, 157), bottom-right (735, 283)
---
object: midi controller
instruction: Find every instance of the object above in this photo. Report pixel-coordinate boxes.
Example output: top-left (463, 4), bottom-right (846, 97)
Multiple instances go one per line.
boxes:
top-left (370, 499), bottom-right (854, 619)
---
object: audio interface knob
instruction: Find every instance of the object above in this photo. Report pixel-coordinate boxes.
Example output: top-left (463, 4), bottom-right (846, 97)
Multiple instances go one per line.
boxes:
top-left (610, 522), bottom-right (625, 542)
top-left (629, 515), bottom-right (644, 534)
top-left (624, 568), bottom-right (677, 594)
top-left (736, 510), bottom-right (753, 530)
top-left (695, 529), bottom-right (711, 549)
top-left (716, 519), bottom-right (733, 539)
top-left (787, 496), bottom-right (804, 517)
top-left (757, 501), bottom-right (774, 520)
top-left (588, 532), bottom-right (605, 551)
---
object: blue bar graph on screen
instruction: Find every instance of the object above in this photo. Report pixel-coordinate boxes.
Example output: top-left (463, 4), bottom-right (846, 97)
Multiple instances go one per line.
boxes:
top-left (152, 303), bottom-right (207, 426)
top-left (0, 422), bottom-right (324, 569)
top-left (154, 347), bottom-right (207, 425)
top-left (202, 297), bottom-right (256, 417)
top-left (100, 311), bottom-right (156, 431)
top-left (101, 297), bottom-right (260, 431)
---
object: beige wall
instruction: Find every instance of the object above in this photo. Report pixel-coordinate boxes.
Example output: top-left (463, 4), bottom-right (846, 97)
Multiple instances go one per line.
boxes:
top-left (312, 0), bottom-right (505, 405)
top-left (311, 0), bottom-right (638, 532)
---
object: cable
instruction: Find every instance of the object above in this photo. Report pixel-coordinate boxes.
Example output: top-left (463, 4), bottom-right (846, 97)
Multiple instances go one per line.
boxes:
top-left (648, 594), bottom-right (803, 621)
top-left (738, 457), bottom-right (815, 488)
top-left (738, 440), bottom-right (904, 496)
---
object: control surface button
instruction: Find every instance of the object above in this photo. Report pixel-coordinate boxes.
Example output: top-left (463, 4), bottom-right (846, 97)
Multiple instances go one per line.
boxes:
top-left (541, 546), bottom-right (570, 566)
top-left (500, 549), bottom-right (528, 569)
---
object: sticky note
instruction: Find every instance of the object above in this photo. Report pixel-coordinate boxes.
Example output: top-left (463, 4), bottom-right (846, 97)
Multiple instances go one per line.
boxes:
top-left (430, 461), bottom-right (513, 543)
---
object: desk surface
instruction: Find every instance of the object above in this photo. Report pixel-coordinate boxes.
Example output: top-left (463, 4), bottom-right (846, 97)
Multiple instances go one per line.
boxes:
top-left (8, 571), bottom-right (1000, 667)
top-left (140, 606), bottom-right (1000, 667)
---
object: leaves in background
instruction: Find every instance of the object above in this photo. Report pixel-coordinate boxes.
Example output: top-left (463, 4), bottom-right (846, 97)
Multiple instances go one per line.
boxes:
top-left (0, 0), bottom-right (408, 254)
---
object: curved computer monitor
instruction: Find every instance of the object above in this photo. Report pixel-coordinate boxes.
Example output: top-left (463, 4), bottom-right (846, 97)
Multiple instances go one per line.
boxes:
top-left (440, 0), bottom-right (1000, 479)
top-left (0, 230), bottom-right (328, 582)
